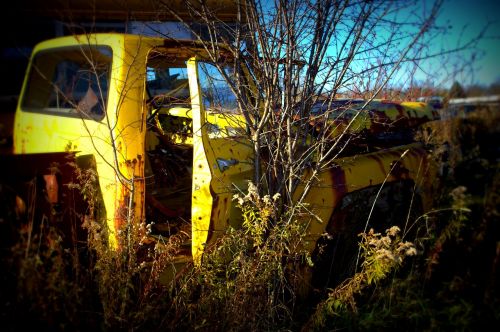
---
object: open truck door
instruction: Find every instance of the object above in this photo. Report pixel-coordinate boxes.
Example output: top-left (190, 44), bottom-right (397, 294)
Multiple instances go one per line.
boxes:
top-left (143, 50), bottom-right (253, 265)
top-left (187, 58), bottom-right (254, 262)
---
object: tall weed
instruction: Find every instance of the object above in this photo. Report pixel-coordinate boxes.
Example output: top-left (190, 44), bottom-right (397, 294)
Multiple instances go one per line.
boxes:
top-left (168, 182), bottom-right (312, 331)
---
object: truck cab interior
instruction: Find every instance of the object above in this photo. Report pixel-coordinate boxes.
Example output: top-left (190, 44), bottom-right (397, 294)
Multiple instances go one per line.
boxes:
top-left (144, 52), bottom-right (193, 241)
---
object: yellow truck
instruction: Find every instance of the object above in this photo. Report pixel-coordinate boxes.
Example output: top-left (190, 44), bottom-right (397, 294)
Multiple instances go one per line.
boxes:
top-left (8, 33), bottom-right (439, 279)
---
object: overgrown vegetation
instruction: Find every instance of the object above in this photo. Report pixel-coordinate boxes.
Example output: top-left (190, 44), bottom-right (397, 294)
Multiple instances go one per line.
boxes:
top-left (0, 0), bottom-right (498, 330)
top-left (0, 105), bottom-right (498, 331)
top-left (306, 105), bottom-right (500, 331)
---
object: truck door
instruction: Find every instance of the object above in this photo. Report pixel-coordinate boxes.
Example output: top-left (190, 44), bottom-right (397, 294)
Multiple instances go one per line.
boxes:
top-left (186, 59), bottom-right (254, 262)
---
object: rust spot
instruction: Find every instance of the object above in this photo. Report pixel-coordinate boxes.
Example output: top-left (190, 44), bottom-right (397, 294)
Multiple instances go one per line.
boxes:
top-left (390, 160), bottom-right (410, 180)
top-left (15, 195), bottom-right (26, 216)
top-left (43, 174), bottom-right (59, 204)
top-left (198, 164), bottom-right (203, 168)
top-left (373, 157), bottom-right (386, 176)
top-left (395, 104), bottom-right (405, 116)
top-left (114, 189), bottom-right (129, 249)
top-left (330, 165), bottom-right (347, 196)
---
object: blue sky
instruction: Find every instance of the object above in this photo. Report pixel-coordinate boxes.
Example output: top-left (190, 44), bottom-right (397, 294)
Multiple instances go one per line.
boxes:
top-left (314, 0), bottom-right (500, 91)
top-left (427, 0), bottom-right (500, 87)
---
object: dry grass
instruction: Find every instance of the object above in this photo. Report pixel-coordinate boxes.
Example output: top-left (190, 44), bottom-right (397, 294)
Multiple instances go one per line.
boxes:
top-left (1, 106), bottom-right (498, 331)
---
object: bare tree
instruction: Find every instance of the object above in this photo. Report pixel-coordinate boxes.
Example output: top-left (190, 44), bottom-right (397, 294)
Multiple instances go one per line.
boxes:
top-left (158, 0), bottom-right (445, 212)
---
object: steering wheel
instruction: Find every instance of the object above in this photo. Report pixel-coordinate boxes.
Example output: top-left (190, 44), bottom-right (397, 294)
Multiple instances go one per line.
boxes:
top-left (148, 94), bottom-right (177, 109)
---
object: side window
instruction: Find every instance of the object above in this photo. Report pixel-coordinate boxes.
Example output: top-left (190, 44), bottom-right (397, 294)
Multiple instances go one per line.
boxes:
top-left (21, 46), bottom-right (111, 121)
top-left (197, 62), bottom-right (239, 113)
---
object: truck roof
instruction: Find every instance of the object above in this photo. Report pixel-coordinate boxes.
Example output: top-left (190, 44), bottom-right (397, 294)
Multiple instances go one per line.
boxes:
top-left (30, 33), bottom-right (233, 62)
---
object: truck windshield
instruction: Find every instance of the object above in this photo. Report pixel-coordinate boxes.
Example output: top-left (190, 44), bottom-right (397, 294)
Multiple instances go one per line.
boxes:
top-left (198, 62), bottom-right (239, 113)
top-left (21, 46), bottom-right (112, 121)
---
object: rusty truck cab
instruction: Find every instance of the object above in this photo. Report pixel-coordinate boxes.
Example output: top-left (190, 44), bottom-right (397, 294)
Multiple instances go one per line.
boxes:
top-left (13, 34), bottom-right (253, 265)
top-left (12, 33), bottom-right (440, 282)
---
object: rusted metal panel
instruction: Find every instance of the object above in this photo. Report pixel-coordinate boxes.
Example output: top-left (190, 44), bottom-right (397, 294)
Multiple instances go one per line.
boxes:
top-left (0, 152), bottom-right (96, 247)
